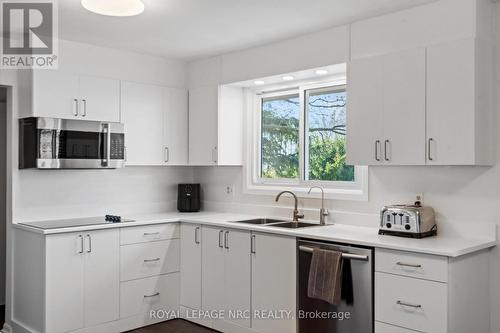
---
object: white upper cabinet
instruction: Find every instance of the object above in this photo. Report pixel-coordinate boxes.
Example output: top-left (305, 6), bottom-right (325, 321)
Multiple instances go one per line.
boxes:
top-left (30, 70), bottom-right (120, 122)
top-left (78, 75), bottom-right (120, 122)
top-left (121, 81), bottom-right (165, 166)
top-left (426, 38), bottom-right (493, 166)
top-left (347, 37), bottom-right (492, 166)
top-left (189, 85), bottom-right (243, 166)
top-left (121, 81), bottom-right (189, 166)
top-left (164, 88), bottom-right (189, 165)
top-left (347, 48), bottom-right (426, 166)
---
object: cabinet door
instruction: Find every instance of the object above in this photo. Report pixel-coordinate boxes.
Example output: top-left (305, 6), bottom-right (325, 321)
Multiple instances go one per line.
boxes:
top-left (45, 232), bottom-right (85, 333)
top-left (201, 226), bottom-right (225, 313)
top-left (84, 229), bottom-right (120, 327)
top-left (224, 229), bottom-right (251, 328)
top-left (32, 70), bottom-right (79, 119)
top-left (251, 233), bottom-right (296, 333)
top-left (121, 81), bottom-right (165, 166)
top-left (180, 224), bottom-right (202, 310)
top-left (189, 85), bottom-right (218, 165)
top-left (164, 87), bottom-right (189, 165)
top-left (79, 75), bottom-right (120, 122)
top-left (382, 48), bottom-right (426, 165)
top-left (427, 38), bottom-right (476, 165)
top-left (346, 56), bottom-right (384, 165)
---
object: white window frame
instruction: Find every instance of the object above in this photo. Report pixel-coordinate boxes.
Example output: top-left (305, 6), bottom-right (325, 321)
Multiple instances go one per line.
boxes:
top-left (243, 79), bottom-right (368, 201)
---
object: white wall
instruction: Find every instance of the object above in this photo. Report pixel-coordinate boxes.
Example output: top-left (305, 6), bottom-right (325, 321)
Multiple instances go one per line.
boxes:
top-left (0, 98), bottom-right (6, 306)
top-left (189, 1), bottom-right (500, 332)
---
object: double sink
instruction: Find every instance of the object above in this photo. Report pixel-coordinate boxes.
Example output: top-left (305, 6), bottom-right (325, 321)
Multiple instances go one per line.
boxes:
top-left (231, 218), bottom-right (319, 229)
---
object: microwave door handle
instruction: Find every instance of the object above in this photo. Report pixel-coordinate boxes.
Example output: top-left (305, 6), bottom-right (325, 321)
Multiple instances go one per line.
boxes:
top-left (102, 124), bottom-right (110, 167)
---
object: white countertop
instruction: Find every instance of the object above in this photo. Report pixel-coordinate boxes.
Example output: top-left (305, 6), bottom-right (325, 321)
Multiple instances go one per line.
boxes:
top-left (15, 211), bottom-right (496, 257)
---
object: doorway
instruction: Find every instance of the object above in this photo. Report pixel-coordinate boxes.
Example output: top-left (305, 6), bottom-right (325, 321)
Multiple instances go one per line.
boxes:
top-left (0, 86), bottom-right (6, 326)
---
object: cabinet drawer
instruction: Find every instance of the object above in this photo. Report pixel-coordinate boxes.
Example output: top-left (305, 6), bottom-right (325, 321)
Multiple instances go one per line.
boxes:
top-left (375, 272), bottom-right (447, 333)
top-left (376, 321), bottom-right (421, 333)
top-left (376, 248), bottom-right (448, 282)
top-left (120, 239), bottom-right (180, 281)
top-left (120, 273), bottom-right (179, 318)
top-left (120, 223), bottom-right (179, 245)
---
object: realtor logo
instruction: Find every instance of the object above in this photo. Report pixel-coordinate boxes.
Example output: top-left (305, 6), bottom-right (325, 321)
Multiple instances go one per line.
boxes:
top-left (1, 0), bottom-right (58, 69)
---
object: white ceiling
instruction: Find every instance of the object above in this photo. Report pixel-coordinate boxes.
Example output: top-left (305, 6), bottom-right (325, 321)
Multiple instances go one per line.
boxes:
top-left (59, 0), bottom-right (436, 60)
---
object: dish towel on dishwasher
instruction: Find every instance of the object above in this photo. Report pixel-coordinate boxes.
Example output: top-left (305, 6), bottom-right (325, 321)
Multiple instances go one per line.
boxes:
top-left (307, 247), bottom-right (343, 305)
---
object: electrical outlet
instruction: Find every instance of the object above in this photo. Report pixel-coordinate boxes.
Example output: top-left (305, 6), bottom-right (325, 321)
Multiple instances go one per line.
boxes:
top-left (225, 185), bottom-right (234, 196)
top-left (415, 193), bottom-right (424, 204)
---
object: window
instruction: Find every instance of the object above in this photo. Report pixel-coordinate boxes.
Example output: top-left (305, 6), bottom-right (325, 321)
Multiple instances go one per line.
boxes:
top-left (246, 80), bottom-right (367, 200)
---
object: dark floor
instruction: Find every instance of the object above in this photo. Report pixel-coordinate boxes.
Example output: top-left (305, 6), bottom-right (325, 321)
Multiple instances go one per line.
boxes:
top-left (126, 319), bottom-right (218, 333)
top-left (0, 304), bottom-right (4, 327)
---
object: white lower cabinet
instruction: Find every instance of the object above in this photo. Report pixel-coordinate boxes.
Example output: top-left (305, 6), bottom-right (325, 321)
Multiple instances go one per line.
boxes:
top-left (202, 226), bottom-right (251, 330)
top-left (45, 229), bottom-right (120, 333)
top-left (180, 224), bottom-right (202, 310)
top-left (251, 233), bottom-right (296, 333)
top-left (120, 273), bottom-right (180, 318)
top-left (375, 248), bottom-right (490, 333)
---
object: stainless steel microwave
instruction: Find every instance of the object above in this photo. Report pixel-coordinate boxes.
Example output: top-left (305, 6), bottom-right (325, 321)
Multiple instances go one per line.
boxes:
top-left (19, 117), bottom-right (125, 169)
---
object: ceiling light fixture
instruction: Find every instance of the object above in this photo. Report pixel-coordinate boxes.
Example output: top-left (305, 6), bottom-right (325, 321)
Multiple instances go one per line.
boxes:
top-left (253, 80), bottom-right (265, 85)
top-left (81, 0), bottom-right (145, 17)
top-left (315, 69), bottom-right (329, 75)
top-left (282, 75), bottom-right (294, 81)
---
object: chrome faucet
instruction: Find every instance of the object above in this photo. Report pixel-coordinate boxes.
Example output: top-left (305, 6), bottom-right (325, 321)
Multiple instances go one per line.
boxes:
top-left (275, 191), bottom-right (304, 222)
top-left (308, 186), bottom-right (329, 225)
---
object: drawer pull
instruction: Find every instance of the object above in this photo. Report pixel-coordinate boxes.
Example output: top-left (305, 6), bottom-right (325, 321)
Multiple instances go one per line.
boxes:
top-left (143, 258), bottom-right (161, 263)
top-left (397, 300), bottom-right (422, 309)
top-left (396, 262), bottom-right (422, 268)
top-left (144, 292), bottom-right (160, 298)
top-left (143, 232), bottom-right (160, 236)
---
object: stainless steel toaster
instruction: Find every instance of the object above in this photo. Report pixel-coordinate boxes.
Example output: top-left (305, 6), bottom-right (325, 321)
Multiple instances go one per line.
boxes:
top-left (379, 202), bottom-right (437, 238)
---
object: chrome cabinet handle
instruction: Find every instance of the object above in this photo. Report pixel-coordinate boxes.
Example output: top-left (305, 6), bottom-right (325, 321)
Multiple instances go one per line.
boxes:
top-left (144, 292), bottom-right (160, 298)
top-left (195, 226), bottom-right (200, 244)
top-left (86, 234), bottom-right (92, 253)
top-left (384, 140), bottom-right (390, 161)
top-left (82, 99), bottom-right (87, 117)
top-left (143, 232), bottom-right (160, 236)
top-left (251, 235), bottom-right (256, 254)
top-left (144, 258), bottom-right (160, 263)
top-left (428, 138), bottom-right (434, 161)
top-left (78, 235), bottom-right (84, 254)
top-left (218, 230), bottom-right (224, 248)
top-left (224, 231), bottom-right (229, 249)
top-left (164, 147), bottom-right (169, 163)
top-left (375, 140), bottom-right (381, 161)
top-left (212, 146), bottom-right (217, 164)
top-left (397, 300), bottom-right (422, 309)
top-left (397, 262), bottom-right (422, 268)
top-left (74, 99), bottom-right (79, 116)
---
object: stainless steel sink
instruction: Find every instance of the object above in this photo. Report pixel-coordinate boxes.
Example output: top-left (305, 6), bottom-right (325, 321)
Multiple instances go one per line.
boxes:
top-left (268, 222), bottom-right (319, 229)
top-left (230, 218), bottom-right (286, 225)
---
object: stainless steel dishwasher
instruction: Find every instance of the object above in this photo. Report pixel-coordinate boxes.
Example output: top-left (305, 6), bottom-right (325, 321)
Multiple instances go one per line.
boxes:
top-left (298, 239), bottom-right (374, 333)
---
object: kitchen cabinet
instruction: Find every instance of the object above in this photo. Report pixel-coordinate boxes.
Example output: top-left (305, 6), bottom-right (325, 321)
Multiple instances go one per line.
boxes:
top-left (347, 37), bottom-right (493, 166)
top-left (347, 47), bottom-right (426, 166)
top-left (121, 81), bottom-right (188, 166)
top-left (426, 38), bottom-right (493, 165)
top-left (202, 226), bottom-right (251, 329)
top-left (375, 248), bottom-right (490, 333)
top-left (189, 85), bottom-right (243, 166)
top-left (180, 224), bottom-right (202, 311)
top-left (251, 233), bottom-right (296, 333)
top-left (29, 70), bottom-right (120, 122)
top-left (45, 229), bottom-right (120, 332)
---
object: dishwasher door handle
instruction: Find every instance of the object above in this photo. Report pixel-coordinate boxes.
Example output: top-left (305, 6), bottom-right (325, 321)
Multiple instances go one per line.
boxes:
top-left (298, 245), bottom-right (369, 261)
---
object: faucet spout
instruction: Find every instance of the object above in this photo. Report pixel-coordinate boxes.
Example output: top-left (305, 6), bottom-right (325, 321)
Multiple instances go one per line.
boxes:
top-left (308, 186), bottom-right (329, 225)
top-left (275, 191), bottom-right (304, 222)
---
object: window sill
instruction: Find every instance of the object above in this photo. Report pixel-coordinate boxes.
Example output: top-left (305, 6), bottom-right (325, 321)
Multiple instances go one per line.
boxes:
top-left (243, 181), bottom-right (368, 201)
